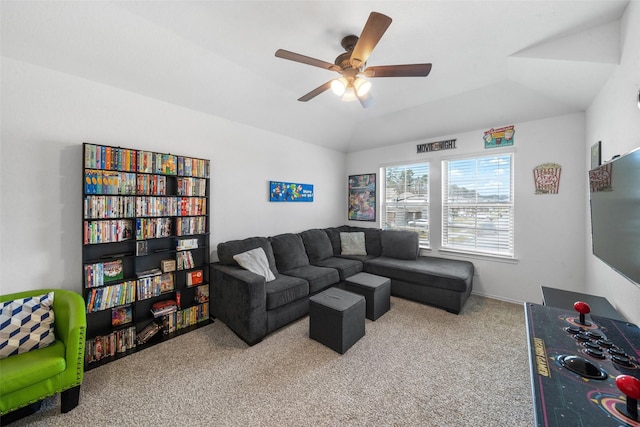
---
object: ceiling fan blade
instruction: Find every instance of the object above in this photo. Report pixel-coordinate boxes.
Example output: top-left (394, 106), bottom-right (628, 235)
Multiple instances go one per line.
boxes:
top-left (363, 64), bottom-right (432, 78)
top-left (350, 12), bottom-right (392, 69)
top-left (357, 91), bottom-right (374, 109)
top-left (298, 81), bottom-right (333, 102)
top-left (275, 49), bottom-right (341, 72)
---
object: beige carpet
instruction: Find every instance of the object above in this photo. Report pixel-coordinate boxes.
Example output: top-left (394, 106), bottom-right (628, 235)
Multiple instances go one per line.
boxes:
top-left (12, 295), bottom-right (534, 426)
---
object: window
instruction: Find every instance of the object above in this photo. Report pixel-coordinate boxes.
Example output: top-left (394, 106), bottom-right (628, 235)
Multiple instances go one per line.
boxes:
top-left (442, 153), bottom-right (514, 257)
top-left (381, 163), bottom-right (430, 247)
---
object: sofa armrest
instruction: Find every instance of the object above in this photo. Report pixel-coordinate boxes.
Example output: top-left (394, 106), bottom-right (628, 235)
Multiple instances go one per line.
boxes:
top-left (52, 289), bottom-right (87, 389)
top-left (211, 264), bottom-right (267, 345)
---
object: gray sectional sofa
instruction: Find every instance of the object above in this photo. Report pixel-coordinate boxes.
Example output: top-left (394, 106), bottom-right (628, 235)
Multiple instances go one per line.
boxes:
top-left (211, 225), bottom-right (474, 345)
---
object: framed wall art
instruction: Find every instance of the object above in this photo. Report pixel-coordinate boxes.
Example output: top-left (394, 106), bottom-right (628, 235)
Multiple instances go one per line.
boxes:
top-left (348, 173), bottom-right (376, 221)
top-left (269, 181), bottom-right (314, 202)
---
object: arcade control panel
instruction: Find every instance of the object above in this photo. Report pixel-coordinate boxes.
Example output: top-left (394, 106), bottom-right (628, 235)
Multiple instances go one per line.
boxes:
top-left (525, 301), bottom-right (640, 427)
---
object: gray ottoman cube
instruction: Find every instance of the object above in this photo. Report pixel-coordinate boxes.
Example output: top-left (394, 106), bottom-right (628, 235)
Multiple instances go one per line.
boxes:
top-left (309, 287), bottom-right (365, 354)
top-left (344, 272), bottom-right (391, 320)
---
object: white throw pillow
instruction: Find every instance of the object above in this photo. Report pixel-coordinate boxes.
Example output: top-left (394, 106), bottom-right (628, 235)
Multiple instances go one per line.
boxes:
top-left (0, 292), bottom-right (56, 359)
top-left (233, 247), bottom-right (276, 282)
top-left (340, 232), bottom-right (367, 256)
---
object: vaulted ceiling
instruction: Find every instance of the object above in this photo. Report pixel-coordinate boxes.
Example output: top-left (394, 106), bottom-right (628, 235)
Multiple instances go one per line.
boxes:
top-left (1, 1), bottom-right (630, 152)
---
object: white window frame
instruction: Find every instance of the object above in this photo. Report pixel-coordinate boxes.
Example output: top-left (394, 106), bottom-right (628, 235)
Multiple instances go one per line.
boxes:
top-left (441, 152), bottom-right (514, 258)
top-left (381, 162), bottom-right (430, 248)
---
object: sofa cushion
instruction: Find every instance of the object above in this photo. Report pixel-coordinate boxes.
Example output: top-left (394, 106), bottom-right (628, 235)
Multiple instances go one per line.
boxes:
top-left (233, 247), bottom-right (276, 282)
top-left (300, 229), bottom-right (333, 262)
top-left (365, 256), bottom-right (473, 292)
top-left (269, 233), bottom-right (310, 272)
top-left (381, 230), bottom-right (420, 260)
top-left (281, 265), bottom-right (340, 294)
top-left (217, 236), bottom-right (278, 273)
top-left (312, 257), bottom-right (363, 281)
top-left (265, 275), bottom-right (309, 310)
top-left (340, 232), bottom-right (367, 255)
top-left (0, 340), bottom-right (65, 396)
top-left (0, 292), bottom-right (56, 359)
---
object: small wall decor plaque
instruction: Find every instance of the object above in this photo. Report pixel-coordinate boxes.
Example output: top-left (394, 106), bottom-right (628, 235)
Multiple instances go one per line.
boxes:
top-left (533, 163), bottom-right (562, 194)
top-left (417, 139), bottom-right (457, 153)
top-left (484, 125), bottom-right (515, 148)
top-left (269, 181), bottom-right (314, 202)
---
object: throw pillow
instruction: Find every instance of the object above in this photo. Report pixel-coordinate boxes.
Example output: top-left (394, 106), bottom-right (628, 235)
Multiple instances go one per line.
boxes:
top-left (340, 232), bottom-right (367, 256)
top-left (233, 247), bottom-right (276, 282)
top-left (0, 292), bottom-right (56, 359)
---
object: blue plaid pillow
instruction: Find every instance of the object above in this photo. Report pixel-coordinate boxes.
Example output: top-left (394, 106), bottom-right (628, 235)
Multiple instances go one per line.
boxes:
top-left (0, 292), bottom-right (56, 359)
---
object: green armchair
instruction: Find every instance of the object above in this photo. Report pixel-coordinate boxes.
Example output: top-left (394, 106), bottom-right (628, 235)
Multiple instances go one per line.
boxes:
top-left (0, 289), bottom-right (86, 417)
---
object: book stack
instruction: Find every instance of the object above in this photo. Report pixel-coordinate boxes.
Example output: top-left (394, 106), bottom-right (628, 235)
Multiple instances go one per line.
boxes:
top-left (135, 217), bottom-right (172, 240)
top-left (186, 269), bottom-right (203, 287)
top-left (84, 170), bottom-right (137, 194)
top-left (84, 259), bottom-right (123, 288)
top-left (137, 270), bottom-right (174, 300)
top-left (150, 300), bottom-right (178, 318)
top-left (178, 197), bottom-right (207, 216)
top-left (85, 325), bottom-right (137, 364)
top-left (84, 195), bottom-right (135, 219)
top-left (84, 219), bottom-right (134, 244)
top-left (177, 157), bottom-right (209, 178)
top-left (176, 238), bottom-right (198, 250)
top-left (135, 196), bottom-right (178, 217)
top-left (176, 177), bottom-right (207, 197)
top-left (86, 280), bottom-right (136, 313)
top-left (176, 217), bottom-right (206, 236)
top-left (176, 251), bottom-right (195, 270)
top-left (162, 302), bottom-right (209, 334)
top-left (136, 174), bottom-right (167, 195)
top-left (84, 144), bottom-right (137, 172)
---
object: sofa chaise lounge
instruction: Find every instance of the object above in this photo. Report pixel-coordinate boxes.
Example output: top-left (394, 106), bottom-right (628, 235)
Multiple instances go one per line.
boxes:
top-left (211, 225), bottom-right (474, 345)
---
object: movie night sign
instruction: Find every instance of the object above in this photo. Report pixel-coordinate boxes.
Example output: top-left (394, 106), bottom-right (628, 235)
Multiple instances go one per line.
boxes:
top-left (417, 139), bottom-right (457, 153)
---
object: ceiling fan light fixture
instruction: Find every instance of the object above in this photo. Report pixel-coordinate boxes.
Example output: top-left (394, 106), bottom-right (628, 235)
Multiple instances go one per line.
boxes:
top-left (354, 77), bottom-right (371, 97)
top-left (341, 86), bottom-right (358, 102)
top-left (331, 78), bottom-right (347, 96)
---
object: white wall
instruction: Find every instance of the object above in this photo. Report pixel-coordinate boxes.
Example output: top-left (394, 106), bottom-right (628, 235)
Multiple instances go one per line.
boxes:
top-left (0, 58), bottom-right (345, 295)
top-left (585, 1), bottom-right (640, 324)
top-left (347, 113), bottom-right (587, 305)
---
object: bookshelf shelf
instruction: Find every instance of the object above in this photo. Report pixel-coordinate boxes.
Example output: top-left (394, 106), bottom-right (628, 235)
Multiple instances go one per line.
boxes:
top-left (82, 143), bottom-right (211, 369)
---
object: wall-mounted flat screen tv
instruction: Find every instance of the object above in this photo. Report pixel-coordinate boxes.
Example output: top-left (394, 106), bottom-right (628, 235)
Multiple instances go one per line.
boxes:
top-left (589, 147), bottom-right (640, 287)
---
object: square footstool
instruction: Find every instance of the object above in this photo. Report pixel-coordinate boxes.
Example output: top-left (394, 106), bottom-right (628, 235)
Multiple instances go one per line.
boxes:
top-left (309, 287), bottom-right (365, 354)
top-left (344, 272), bottom-right (391, 320)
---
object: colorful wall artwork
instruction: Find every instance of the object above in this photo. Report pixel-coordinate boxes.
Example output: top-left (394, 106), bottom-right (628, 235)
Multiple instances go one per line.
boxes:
top-left (533, 163), bottom-right (562, 194)
top-left (484, 125), bottom-right (515, 148)
top-left (348, 173), bottom-right (376, 221)
top-left (269, 181), bottom-right (314, 202)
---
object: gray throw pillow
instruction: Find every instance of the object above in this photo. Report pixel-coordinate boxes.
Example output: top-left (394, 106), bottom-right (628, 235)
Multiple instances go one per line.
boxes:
top-left (340, 232), bottom-right (367, 256)
top-left (233, 247), bottom-right (276, 282)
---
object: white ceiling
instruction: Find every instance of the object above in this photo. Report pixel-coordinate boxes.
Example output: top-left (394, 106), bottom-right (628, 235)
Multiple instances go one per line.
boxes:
top-left (1, 0), bottom-right (630, 152)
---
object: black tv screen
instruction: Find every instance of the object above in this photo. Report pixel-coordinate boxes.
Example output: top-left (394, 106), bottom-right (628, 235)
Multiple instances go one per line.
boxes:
top-left (589, 147), bottom-right (640, 287)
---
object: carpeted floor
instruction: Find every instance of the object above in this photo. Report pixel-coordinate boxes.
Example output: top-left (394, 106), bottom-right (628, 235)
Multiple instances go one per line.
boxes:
top-left (10, 295), bottom-right (534, 426)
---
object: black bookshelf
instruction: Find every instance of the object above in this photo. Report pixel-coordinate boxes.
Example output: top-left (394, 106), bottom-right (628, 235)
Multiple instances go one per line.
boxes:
top-left (82, 143), bottom-right (211, 369)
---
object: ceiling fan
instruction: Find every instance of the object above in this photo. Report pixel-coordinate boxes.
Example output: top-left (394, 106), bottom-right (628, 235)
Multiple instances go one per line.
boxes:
top-left (275, 11), bottom-right (432, 108)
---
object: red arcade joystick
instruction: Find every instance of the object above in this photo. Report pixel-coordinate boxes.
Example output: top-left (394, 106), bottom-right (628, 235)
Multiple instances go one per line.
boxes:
top-left (615, 375), bottom-right (640, 421)
top-left (573, 301), bottom-right (591, 326)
